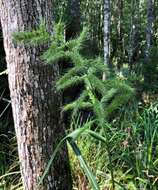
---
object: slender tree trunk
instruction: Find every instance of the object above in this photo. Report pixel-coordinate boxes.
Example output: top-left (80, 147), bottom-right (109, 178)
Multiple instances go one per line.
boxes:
top-left (128, 0), bottom-right (140, 70)
top-left (117, 0), bottom-right (124, 70)
top-left (143, 0), bottom-right (153, 84)
top-left (146, 0), bottom-right (153, 60)
top-left (154, 0), bottom-right (158, 47)
top-left (0, 1), bottom-right (72, 190)
top-left (66, 0), bottom-right (81, 40)
top-left (104, 0), bottom-right (110, 68)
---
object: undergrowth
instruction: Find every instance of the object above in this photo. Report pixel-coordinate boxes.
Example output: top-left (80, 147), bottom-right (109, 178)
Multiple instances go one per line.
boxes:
top-left (0, 122), bottom-right (22, 190)
top-left (1, 22), bottom-right (158, 190)
top-left (69, 102), bottom-right (158, 190)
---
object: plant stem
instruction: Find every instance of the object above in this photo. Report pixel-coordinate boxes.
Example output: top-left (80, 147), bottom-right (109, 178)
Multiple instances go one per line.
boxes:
top-left (106, 145), bottom-right (115, 190)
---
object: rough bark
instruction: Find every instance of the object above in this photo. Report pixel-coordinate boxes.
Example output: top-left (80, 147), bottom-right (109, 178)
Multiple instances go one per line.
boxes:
top-left (104, 0), bottom-right (110, 67)
top-left (0, 1), bottom-right (72, 190)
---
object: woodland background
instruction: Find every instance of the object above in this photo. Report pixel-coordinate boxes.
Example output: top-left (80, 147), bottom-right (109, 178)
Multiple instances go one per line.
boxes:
top-left (0, 0), bottom-right (158, 189)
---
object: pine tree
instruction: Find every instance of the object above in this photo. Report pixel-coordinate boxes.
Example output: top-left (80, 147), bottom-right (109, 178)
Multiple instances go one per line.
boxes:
top-left (0, 2), bottom-right (72, 190)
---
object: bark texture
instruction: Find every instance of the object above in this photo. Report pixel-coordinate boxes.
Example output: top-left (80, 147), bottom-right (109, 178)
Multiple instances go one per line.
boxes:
top-left (104, 0), bottom-right (110, 67)
top-left (0, 1), bottom-right (72, 189)
top-left (117, 0), bottom-right (124, 69)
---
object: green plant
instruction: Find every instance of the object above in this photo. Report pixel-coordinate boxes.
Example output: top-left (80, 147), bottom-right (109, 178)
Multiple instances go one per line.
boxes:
top-left (110, 101), bottom-right (158, 190)
top-left (0, 123), bottom-right (22, 190)
top-left (131, 103), bottom-right (158, 189)
top-left (13, 21), bottom-right (134, 190)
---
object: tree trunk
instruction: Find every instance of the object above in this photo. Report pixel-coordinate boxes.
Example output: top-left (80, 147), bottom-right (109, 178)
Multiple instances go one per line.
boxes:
top-left (144, 0), bottom-right (153, 84)
top-left (0, 1), bottom-right (72, 190)
top-left (66, 0), bottom-right (81, 40)
top-left (128, 0), bottom-right (140, 70)
top-left (117, 0), bottom-right (124, 70)
top-left (153, 0), bottom-right (157, 46)
top-left (146, 0), bottom-right (153, 60)
top-left (104, 0), bottom-right (110, 67)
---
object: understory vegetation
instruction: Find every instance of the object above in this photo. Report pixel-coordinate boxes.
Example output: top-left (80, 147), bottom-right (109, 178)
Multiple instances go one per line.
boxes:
top-left (1, 0), bottom-right (158, 189)
top-left (1, 21), bottom-right (158, 190)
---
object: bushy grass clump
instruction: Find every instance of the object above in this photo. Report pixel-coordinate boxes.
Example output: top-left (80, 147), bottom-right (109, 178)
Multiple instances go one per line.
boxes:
top-left (69, 101), bottom-right (158, 190)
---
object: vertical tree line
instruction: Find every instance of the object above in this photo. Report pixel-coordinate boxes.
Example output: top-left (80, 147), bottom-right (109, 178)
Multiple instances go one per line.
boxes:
top-left (0, 1), bottom-right (71, 189)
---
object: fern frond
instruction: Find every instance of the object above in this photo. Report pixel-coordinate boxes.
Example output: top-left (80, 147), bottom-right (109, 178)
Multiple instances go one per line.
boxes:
top-left (104, 78), bottom-right (134, 93)
top-left (65, 27), bottom-right (88, 52)
top-left (66, 51), bottom-right (85, 66)
top-left (57, 75), bottom-right (86, 90)
top-left (103, 80), bottom-right (134, 116)
top-left (56, 66), bottom-right (87, 87)
top-left (42, 47), bottom-right (65, 63)
top-left (53, 21), bottom-right (65, 45)
top-left (13, 20), bottom-right (135, 125)
top-left (105, 93), bottom-right (132, 116)
top-left (88, 74), bottom-right (106, 95)
top-left (63, 102), bottom-right (92, 111)
top-left (91, 57), bottom-right (108, 74)
top-left (101, 88), bottom-right (117, 104)
top-left (92, 99), bottom-right (105, 126)
top-left (13, 22), bottom-right (50, 45)
top-left (63, 90), bottom-right (91, 112)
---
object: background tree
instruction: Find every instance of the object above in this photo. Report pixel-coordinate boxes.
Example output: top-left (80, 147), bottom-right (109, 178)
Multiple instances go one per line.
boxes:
top-left (144, 0), bottom-right (154, 85)
top-left (104, 0), bottom-right (110, 68)
top-left (128, 0), bottom-right (141, 70)
top-left (0, 1), bottom-right (72, 189)
top-left (116, 0), bottom-right (124, 69)
top-left (66, 0), bottom-right (81, 40)
top-left (145, 0), bottom-right (153, 60)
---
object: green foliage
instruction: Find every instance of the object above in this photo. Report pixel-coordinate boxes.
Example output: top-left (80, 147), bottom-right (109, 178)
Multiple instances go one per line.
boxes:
top-left (50, 24), bottom-right (134, 119)
top-left (0, 122), bottom-right (22, 190)
top-left (13, 21), bottom-right (134, 189)
top-left (44, 22), bottom-right (134, 189)
top-left (130, 103), bottom-right (158, 189)
top-left (14, 21), bottom-right (134, 119)
top-left (2, 0), bottom-right (158, 189)
top-left (68, 100), bottom-right (158, 190)
top-left (13, 22), bottom-right (50, 46)
top-left (39, 119), bottom-right (99, 190)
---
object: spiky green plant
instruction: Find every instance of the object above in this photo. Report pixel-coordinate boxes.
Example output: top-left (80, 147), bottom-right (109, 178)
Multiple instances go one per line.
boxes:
top-left (13, 21), bottom-right (134, 190)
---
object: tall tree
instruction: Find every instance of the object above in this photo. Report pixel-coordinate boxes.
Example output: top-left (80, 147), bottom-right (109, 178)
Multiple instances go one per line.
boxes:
top-left (0, 1), bottom-right (72, 190)
top-left (128, 0), bottom-right (140, 69)
top-left (66, 0), bottom-right (81, 40)
top-left (112, 0), bottom-right (124, 69)
top-left (146, 0), bottom-right (153, 60)
top-left (143, 0), bottom-right (154, 84)
top-left (104, 0), bottom-right (110, 68)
